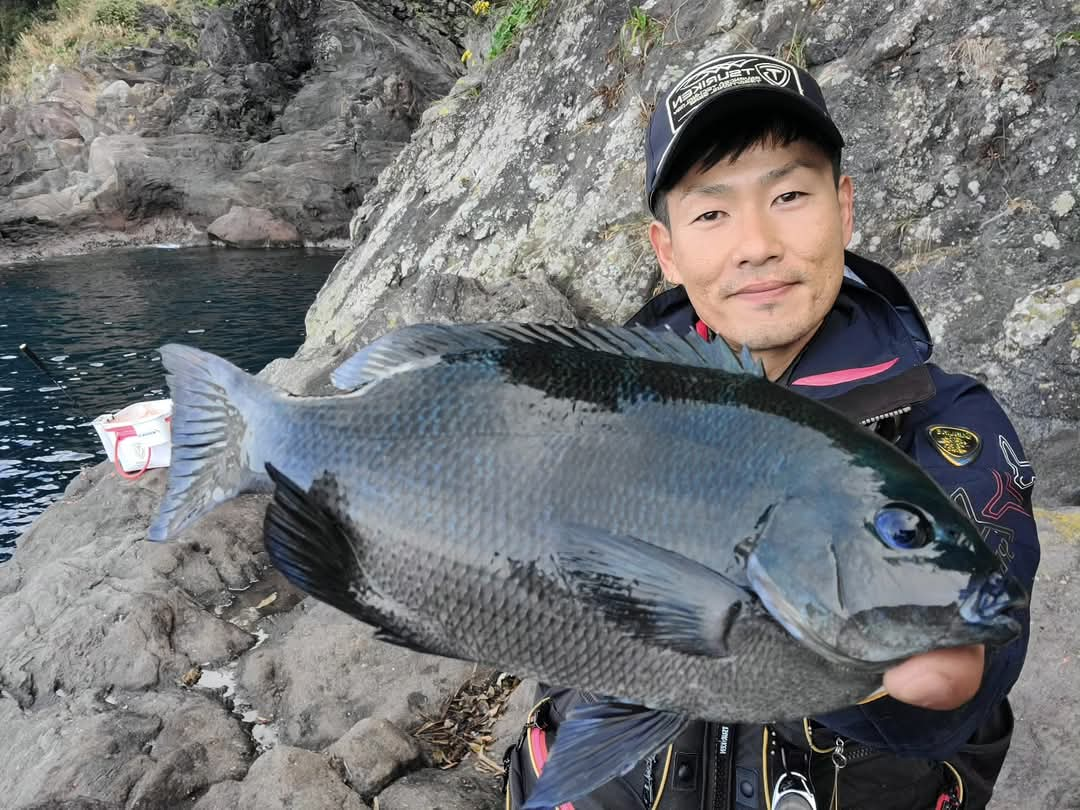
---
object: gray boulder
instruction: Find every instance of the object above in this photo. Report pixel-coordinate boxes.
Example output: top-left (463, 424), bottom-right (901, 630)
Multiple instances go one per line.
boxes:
top-left (0, 689), bottom-right (250, 810)
top-left (327, 717), bottom-right (425, 798)
top-left (991, 509), bottom-right (1080, 808)
top-left (235, 600), bottom-right (475, 750)
top-left (192, 745), bottom-right (366, 810)
top-left (0, 460), bottom-right (495, 809)
top-left (208, 205), bottom-right (302, 248)
top-left (374, 767), bottom-right (504, 810)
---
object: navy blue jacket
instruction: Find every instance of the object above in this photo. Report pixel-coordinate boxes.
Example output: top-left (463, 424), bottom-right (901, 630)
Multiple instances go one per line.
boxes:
top-left (627, 250), bottom-right (1040, 760)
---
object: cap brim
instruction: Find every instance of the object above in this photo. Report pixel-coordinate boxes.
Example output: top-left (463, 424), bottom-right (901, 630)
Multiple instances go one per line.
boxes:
top-left (648, 87), bottom-right (844, 213)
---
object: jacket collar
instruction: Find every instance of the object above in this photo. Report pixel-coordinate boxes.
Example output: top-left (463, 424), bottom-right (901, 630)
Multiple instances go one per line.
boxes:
top-left (626, 251), bottom-right (932, 383)
top-left (625, 251), bottom-right (937, 419)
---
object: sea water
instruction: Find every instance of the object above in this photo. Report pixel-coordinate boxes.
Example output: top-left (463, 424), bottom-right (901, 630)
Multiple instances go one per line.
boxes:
top-left (0, 246), bottom-right (342, 561)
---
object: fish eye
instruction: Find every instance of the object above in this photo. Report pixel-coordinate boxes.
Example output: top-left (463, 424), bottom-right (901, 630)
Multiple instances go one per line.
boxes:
top-left (873, 504), bottom-right (933, 551)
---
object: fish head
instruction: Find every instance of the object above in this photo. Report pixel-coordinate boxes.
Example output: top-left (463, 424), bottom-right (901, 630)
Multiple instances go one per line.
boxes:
top-left (744, 476), bottom-right (1028, 670)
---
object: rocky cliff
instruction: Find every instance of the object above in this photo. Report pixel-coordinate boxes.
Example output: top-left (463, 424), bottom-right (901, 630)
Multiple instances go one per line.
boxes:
top-left (2, 0), bottom-right (1079, 808)
top-left (270, 0), bottom-right (1080, 507)
top-left (0, 0), bottom-right (466, 259)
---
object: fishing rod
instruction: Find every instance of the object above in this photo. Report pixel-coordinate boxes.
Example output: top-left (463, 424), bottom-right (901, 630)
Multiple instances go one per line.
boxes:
top-left (17, 343), bottom-right (90, 422)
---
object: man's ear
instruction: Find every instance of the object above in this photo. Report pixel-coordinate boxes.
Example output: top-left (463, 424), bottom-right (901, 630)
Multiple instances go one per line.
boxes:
top-left (838, 174), bottom-right (855, 247)
top-left (649, 220), bottom-right (682, 286)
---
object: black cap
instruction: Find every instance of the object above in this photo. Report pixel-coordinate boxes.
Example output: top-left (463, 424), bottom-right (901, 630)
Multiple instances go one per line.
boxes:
top-left (645, 53), bottom-right (845, 214)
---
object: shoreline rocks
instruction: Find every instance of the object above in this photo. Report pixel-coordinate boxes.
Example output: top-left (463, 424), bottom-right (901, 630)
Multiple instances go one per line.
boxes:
top-left (208, 206), bottom-right (303, 248)
top-left (0, 462), bottom-right (507, 809)
top-left (0, 0), bottom-right (468, 264)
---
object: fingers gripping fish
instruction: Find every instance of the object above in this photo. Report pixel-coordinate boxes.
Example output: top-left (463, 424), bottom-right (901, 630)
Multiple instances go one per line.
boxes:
top-left (147, 323), bottom-right (1026, 809)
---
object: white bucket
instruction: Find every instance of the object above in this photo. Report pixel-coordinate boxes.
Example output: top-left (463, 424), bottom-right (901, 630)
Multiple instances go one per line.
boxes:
top-left (92, 399), bottom-right (173, 479)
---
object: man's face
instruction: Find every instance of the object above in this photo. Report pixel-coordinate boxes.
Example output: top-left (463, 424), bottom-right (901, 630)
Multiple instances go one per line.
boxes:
top-left (649, 137), bottom-right (854, 371)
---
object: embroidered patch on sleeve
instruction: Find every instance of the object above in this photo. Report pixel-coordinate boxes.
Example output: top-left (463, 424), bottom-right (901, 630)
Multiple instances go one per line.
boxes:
top-left (998, 435), bottom-right (1035, 489)
top-left (927, 425), bottom-right (982, 466)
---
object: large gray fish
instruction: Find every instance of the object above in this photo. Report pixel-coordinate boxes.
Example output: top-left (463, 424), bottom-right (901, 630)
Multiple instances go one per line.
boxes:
top-left (147, 323), bottom-right (1026, 809)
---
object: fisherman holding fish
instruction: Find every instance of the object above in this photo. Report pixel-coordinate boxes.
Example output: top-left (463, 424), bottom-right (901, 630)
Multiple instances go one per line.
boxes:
top-left (500, 53), bottom-right (1040, 810)
top-left (148, 51), bottom-right (1039, 810)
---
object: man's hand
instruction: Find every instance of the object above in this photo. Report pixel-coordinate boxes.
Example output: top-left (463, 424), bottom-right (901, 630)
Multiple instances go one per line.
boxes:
top-left (883, 644), bottom-right (985, 710)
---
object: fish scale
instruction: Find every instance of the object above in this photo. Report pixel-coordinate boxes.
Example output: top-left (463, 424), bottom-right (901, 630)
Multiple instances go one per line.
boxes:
top-left (147, 322), bottom-right (1027, 808)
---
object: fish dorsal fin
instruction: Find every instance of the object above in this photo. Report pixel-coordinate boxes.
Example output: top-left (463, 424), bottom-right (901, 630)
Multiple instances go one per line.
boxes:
top-left (330, 322), bottom-right (764, 391)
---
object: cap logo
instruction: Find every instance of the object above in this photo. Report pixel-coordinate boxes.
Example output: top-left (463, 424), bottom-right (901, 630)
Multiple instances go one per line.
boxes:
top-left (756, 63), bottom-right (791, 87)
top-left (665, 54), bottom-right (803, 132)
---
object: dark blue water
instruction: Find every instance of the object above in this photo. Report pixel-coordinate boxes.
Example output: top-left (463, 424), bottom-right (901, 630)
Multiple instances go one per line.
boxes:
top-left (0, 246), bottom-right (342, 561)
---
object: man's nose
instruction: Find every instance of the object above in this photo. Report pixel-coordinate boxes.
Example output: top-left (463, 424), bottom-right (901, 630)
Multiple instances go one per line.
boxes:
top-left (732, 209), bottom-right (782, 267)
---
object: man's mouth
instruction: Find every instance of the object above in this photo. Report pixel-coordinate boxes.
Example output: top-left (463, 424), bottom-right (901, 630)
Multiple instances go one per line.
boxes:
top-left (732, 280), bottom-right (796, 303)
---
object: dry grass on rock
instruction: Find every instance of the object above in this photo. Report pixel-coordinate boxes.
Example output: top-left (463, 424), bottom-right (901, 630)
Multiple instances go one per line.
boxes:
top-left (413, 669), bottom-right (521, 775)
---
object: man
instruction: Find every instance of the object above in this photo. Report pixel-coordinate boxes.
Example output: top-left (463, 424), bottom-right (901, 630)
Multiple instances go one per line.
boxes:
top-left (504, 52), bottom-right (1039, 809)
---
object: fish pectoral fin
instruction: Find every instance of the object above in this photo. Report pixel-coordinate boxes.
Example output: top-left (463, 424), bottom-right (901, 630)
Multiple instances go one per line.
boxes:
top-left (553, 524), bottom-right (750, 658)
top-left (522, 701), bottom-right (686, 810)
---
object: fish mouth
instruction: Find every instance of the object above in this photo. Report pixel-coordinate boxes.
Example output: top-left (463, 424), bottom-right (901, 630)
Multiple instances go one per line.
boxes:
top-left (960, 571), bottom-right (1027, 622)
top-left (746, 553), bottom-right (881, 671)
top-left (958, 571), bottom-right (1026, 642)
top-left (748, 555), bottom-right (1028, 669)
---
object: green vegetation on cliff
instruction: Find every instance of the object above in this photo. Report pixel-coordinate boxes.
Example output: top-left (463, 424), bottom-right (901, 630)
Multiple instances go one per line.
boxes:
top-left (0, 0), bottom-right (55, 60)
top-left (488, 0), bottom-right (548, 59)
top-left (0, 0), bottom-right (226, 95)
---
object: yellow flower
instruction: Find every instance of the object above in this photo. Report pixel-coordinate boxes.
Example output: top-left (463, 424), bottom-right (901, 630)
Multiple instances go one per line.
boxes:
top-left (461, 49), bottom-right (473, 64)
top-left (471, 0), bottom-right (491, 15)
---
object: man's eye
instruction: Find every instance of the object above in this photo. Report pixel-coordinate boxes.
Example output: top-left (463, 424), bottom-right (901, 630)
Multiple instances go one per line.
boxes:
top-left (695, 210), bottom-right (723, 222)
top-left (776, 191), bottom-right (804, 204)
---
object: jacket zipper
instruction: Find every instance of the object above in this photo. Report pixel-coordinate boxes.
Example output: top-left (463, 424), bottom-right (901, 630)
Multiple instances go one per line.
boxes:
top-left (859, 405), bottom-right (912, 426)
top-left (835, 741), bottom-right (877, 763)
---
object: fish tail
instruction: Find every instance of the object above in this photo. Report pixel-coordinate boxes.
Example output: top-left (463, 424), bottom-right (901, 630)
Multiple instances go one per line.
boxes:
top-left (147, 344), bottom-right (275, 542)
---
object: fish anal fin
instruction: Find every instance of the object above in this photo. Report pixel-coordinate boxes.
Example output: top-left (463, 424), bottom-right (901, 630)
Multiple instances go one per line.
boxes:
top-left (262, 463), bottom-right (374, 622)
top-left (262, 464), bottom-right (469, 662)
top-left (522, 702), bottom-right (687, 809)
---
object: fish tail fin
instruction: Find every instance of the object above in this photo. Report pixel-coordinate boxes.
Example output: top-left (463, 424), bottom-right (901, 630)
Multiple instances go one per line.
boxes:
top-left (147, 344), bottom-right (274, 542)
